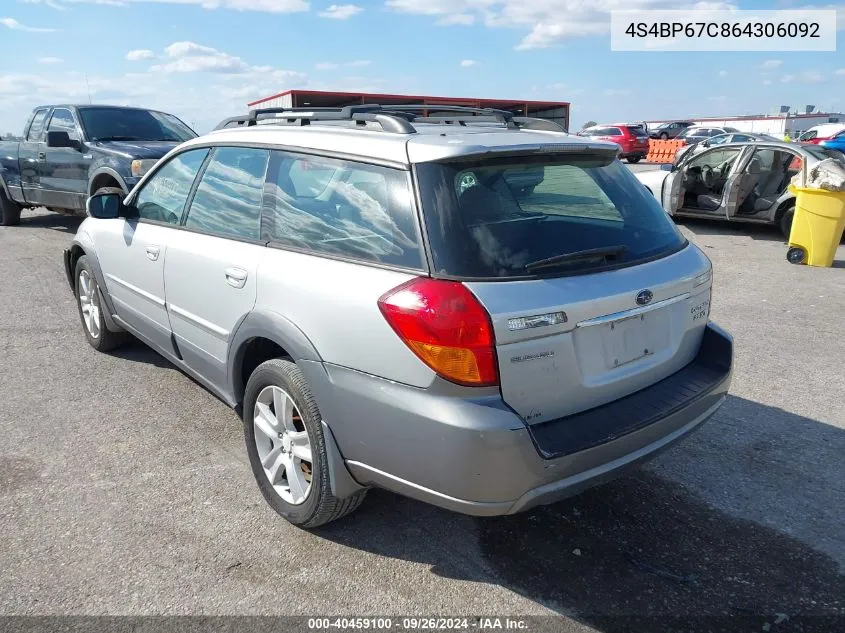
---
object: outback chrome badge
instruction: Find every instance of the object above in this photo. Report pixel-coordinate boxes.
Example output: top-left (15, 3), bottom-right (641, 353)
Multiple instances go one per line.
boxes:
top-left (635, 290), bottom-right (653, 306)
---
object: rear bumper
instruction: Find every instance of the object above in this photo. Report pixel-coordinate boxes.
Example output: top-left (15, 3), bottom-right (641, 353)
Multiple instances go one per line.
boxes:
top-left (304, 322), bottom-right (732, 516)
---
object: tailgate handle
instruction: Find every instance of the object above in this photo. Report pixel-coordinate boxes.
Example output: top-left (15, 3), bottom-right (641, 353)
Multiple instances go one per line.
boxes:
top-left (225, 267), bottom-right (248, 288)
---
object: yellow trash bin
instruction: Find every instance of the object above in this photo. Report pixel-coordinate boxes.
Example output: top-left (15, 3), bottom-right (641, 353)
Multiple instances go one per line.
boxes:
top-left (786, 185), bottom-right (845, 267)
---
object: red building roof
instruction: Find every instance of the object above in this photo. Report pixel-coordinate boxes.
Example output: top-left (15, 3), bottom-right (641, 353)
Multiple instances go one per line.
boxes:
top-left (247, 89), bottom-right (569, 109)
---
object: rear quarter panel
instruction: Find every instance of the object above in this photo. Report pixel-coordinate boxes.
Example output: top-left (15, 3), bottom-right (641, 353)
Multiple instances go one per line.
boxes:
top-left (256, 248), bottom-right (437, 387)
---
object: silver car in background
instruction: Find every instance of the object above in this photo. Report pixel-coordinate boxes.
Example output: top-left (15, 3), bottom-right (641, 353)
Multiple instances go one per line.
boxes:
top-left (64, 105), bottom-right (733, 528)
top-left (637, 139), bottom-right (842, 237)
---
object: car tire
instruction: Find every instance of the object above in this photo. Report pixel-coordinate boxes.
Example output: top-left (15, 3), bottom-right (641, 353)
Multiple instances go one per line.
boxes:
top-left (74, 255), bottom-right (128, 352)
top-left (243, 358), bottom-right (366, 528)
top-left (627, 156), bottom-right (641, 164)
top-left (660, 133), bottom-right (669, 140)
top-left (0, 188), bottom-right (22, 226)
top-left (779, 207), bottom-right (794, 239)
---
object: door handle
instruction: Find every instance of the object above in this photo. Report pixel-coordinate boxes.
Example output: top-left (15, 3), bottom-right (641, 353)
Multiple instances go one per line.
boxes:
top-left (37, 152), bottom-right (46, 161)
top-left (224, 267), bottom-right (248, 288)
top-left (144, 245), bottom-right (160, 261)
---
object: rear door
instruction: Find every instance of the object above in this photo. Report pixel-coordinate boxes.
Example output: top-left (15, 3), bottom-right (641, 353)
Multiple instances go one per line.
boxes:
top-left (162, 146), bottom-right (268, 389)
top-left (40, 107), bottom-right (90, 210)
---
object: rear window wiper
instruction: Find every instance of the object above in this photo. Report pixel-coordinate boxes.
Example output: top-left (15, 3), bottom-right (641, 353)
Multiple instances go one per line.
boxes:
top-left (525, 245), bottom-right (627, 272)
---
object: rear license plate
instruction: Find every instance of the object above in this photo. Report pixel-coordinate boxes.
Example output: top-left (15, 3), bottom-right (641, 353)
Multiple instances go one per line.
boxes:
top-left (602, 313), bottom-right (653, 369)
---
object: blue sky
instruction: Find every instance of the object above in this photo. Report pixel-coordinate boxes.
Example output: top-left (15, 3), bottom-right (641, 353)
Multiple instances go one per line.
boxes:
top-left (1, 0), bottom-right (844, 135)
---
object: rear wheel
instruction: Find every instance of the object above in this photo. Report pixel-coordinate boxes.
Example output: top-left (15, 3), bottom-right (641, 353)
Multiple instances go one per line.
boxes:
top-left (0, 189), bottom-right (22, 226)
top-left (243, 358), bottom-right (366, 528)
top-left (787, 246), bottom-right (806, 265)
top-left (660, 132), bottom-right (669, 140)
top-left (627, 155), bottom-right (642, 164)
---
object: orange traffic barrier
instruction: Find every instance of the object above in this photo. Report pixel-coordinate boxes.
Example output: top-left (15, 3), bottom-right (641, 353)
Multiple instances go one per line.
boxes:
top-left (646, 139), bottom-right (686, 163)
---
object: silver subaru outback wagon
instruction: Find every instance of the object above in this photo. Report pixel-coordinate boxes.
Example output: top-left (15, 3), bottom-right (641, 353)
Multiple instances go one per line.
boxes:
top-left (64, 105), bottom-right (733, 528)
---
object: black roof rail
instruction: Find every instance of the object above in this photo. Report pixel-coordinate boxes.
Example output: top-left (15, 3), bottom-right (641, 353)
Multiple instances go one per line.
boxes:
top-left (212, 104), bottom-right (565, 134)
top-left (512, 117), bottom-right (568, 133)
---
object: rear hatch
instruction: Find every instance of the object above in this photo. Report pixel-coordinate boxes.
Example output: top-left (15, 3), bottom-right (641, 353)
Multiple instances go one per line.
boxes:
top-left (414, 149), bottom-right (713, 424)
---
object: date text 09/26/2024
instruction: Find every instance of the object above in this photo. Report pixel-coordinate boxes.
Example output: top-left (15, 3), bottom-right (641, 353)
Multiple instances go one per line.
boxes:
top-left (307, 618), bottom-right (529, 630)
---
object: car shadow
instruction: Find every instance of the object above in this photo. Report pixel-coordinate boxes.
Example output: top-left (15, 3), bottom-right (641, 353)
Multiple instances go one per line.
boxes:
top-left (110, 338), bottom-right (174, 370)
top-left (18, 208), bottom-right (83, 234)
top-left (313, 395), bottom-right (845, 632)
top-left (677, 217), bottom-right (787, 244)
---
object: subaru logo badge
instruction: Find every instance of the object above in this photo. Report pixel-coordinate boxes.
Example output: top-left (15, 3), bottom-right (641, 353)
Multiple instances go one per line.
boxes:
top-left (636, 290), bottom-right (653, 306)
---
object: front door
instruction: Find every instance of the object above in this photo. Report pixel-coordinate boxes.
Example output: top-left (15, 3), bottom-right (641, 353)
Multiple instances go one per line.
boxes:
top-left (40, 108), bottom-right (90, 211)
top-left (162, 146), bottom-right (268, 389)
top-left (95, 147), bottom-right (210, 353)
top-left (18, 108), bottom-right (50, 205)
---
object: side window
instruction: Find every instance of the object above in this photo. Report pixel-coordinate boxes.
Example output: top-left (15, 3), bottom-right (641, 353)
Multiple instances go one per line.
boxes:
top-left (26, 109), bottom-right (49, 141)
top-left (132, 148), bottom-right (209, 225)
top-left (688, 147), bottom-right (743, 170)
top-left (263, 151), bottom-right (423, 269)
top-left (183, 147), bottom-right (268, 240)
top-left (749, 148), bottom-right (776, 172)
top-left (287, 159), bottom-right (337, 198)
top-left (607, 127), bottom-right (623, 136)
top-left (47, 108), bottom-right (80, 141)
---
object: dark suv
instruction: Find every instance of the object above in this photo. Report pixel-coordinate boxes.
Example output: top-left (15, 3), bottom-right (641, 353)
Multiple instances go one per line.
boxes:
top-left (650, 121), bottom-right (695, 140)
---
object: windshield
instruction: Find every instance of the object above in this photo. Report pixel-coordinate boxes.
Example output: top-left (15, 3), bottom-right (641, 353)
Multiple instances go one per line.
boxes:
top-left (415, 154), bottom-right (687, 279)
top-left (79, 108), bottom-right (197, 142)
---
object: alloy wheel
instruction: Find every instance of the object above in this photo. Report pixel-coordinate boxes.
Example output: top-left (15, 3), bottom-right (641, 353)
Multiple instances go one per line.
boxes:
top-left (78, 270), bottom-right (101, 339)
top-left (253, 385), bottom-right (313, 505)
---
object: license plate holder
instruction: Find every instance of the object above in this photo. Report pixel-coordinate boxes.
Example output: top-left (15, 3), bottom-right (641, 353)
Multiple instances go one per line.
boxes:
top-left (602, 313), bottom-right (653, 369)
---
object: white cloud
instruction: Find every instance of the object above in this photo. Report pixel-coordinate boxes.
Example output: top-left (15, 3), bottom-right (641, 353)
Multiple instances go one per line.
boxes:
top-left (708, 95), bottom-right (727, 102)
top-left (152, 42), bottom-right (253, 73)
top-left (45, 0), bottom-right (310, 10)
top-left (126, 49), bottom-right (155, 61)
top-left (780, 71), bottom-right (825, 84)
top-left (762, 79), bottom-right (773, 85)
top-left (1, 17), bottom-right (58, 32)
top-left (318, 3), bottom-right (362, 19)
top-left (19, 0), bottom-right (68, 9)
top-left (315, 59), bottom-right (371, 70)
top-left (37, 56), bottom-right (64, 63)
top-left (385, 0), bottom-right (743, 49)
top-left (437, 13), bottom-right (474, 25)
top-left (718, 70), bottom-right (728, 77)
top-left (758, 59), bottom-right (783, 69)
top-left (836, 68), bottom-right (845, 76)
top-left (602, 88), bottom-right (630, 97)
top-left (460, 59), bottom-right (477, 67)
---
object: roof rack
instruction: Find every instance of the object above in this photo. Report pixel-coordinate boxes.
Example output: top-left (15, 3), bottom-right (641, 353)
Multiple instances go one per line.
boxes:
top-left (213, 104), bottom-right (569, 135)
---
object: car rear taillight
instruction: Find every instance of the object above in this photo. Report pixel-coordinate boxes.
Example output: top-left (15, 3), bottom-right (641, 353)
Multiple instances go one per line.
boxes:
top-left (377, 278), bottom-right (499, 387)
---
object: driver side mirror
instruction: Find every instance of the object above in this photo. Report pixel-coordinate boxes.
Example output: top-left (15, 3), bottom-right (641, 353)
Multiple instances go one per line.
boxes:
top-left (702, 140), bottom-right (710, 148)
top-left (660, 163), bottom-right (674, 172)
top-left (86, 191), bottom-right (127, 219)
top-left (46, 130), bottom-right (80, 150)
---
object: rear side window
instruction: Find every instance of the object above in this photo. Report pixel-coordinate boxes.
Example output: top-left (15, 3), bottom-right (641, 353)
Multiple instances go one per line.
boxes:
top-left (26, 109), bottom-right (49, 141)
top-left (606, 127), bottom-right (623, 136)
top-left (184, 147), bottom-right (268, 241)
top-left (132, 148), bottom-right (209, 224)
top-left (415, 154), bottom-right (686, 279)
top-left (263, 151), bottom-right (423, 269)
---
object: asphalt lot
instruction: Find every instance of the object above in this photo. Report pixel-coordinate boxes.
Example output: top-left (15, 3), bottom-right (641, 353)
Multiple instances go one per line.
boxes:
top-left (1, 205), bottom-right (844, 631)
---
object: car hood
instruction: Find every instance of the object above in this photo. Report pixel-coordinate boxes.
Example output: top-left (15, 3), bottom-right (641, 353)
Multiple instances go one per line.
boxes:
top-left (634, 168), bottom-right (670, 203)
top-left (90, 140), bottom-right (183, 159)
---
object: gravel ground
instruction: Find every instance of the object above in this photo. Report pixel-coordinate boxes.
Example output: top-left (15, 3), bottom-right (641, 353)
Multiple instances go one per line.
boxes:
top-left (1, 207), bottom-right (843, 632)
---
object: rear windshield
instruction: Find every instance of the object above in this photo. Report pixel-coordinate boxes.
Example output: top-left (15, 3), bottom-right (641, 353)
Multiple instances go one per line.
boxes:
top-left (415, 154), bottom-right (687, 279)
top-left (627, 126), bottom-right (648, 137)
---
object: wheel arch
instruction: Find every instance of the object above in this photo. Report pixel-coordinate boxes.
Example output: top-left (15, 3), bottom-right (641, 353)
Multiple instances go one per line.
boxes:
top-left (228, 310), bottom-right (323, 407)
top-left (64, 241), bottom-right (124, 333)
top-left (88, 168), bottom-right (129, 196)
